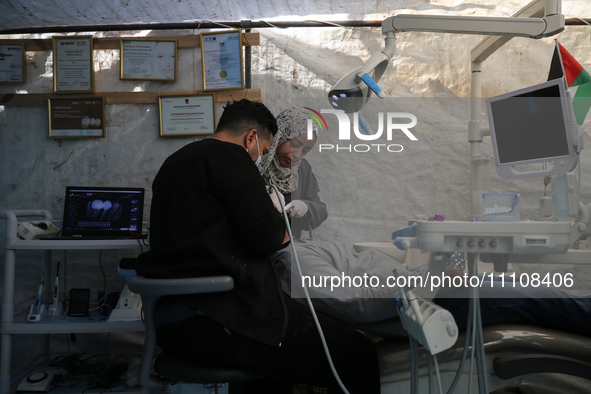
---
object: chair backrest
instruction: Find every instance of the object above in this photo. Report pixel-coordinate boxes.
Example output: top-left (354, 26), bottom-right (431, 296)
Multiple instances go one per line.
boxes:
top-left (127, 275), bottom-right (234, 390)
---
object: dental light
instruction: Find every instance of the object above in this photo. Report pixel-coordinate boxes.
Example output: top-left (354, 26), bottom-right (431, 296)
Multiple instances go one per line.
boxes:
top-left (328, 0), bottom-right (564, 115)
top-left (328, 32), bottom-right (396, 115)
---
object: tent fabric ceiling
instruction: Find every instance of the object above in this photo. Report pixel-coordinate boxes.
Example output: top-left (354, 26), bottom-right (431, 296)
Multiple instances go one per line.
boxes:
top-left (2, 0), bottom-right (588, 35)
top-left (1, 0), bottom-right (390, 33)
top-left (1, 0), bottom-right (591, 246)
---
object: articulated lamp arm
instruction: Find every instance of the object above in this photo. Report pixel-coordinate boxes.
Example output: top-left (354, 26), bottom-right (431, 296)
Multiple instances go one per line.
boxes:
top-left (329, 0), bottom-right (565, 115)
top-left (381, 13), bottom-right (564, 38)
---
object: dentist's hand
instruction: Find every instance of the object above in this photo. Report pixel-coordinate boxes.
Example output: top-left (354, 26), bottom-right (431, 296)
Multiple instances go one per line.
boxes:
top-left (285, 200), bottom-right (308, 219)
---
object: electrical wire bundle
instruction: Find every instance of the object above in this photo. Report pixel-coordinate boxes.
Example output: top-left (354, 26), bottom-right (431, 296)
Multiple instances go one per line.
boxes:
top-left (49, 353), bottom-right (129, 391)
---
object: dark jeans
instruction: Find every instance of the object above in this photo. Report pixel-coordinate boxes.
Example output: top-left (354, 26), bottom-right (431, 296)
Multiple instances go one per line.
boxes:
top-left (156, 297), bottom-right (380, 394)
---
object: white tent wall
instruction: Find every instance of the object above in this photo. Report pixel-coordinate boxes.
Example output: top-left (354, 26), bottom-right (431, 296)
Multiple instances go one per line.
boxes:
top-left (254, 26), bottom-right (591, 243)
top-left (1, 0), bottom-right (591, 386)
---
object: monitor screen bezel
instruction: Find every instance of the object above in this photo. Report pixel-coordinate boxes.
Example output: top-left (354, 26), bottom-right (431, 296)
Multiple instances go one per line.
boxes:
top-left (61, 186), bottom-right (145, 237)
top-left (486, 78), bottom-right (578, 180)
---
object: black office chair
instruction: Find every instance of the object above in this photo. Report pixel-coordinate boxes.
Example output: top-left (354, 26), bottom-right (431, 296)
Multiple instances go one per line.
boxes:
top-left (127, 275), bottom-right (265, 392)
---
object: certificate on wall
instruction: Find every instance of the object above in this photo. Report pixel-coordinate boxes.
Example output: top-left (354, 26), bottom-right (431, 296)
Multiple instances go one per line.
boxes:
top-left (201, 30), bottom-right (244, 91)
top-left (48, 97), bottom-right (105, 138)
top-left (53, 36), bottom-right (94, 93)
top-left (0, 43), bottom-right (25, 83)
top-left (159, 94), bottom-right (216, 137)
top-left (120, 39), bottom-right (177, 81)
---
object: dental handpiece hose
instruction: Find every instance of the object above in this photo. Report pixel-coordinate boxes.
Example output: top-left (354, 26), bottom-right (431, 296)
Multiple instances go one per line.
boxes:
top-left (270, 183), bottom-right (351, 394)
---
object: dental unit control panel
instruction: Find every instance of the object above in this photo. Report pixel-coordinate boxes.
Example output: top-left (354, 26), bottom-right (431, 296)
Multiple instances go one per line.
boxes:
top-left (413, 220), bottom-right (573, 255)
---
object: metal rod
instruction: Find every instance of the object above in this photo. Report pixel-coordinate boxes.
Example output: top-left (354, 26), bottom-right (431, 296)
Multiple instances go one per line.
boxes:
top-left (242, 21), bottom-right (253, 89)
top-left (0, 20), bottom-right (384, 35)
top-left (1, 12), bottom-right (589, 35)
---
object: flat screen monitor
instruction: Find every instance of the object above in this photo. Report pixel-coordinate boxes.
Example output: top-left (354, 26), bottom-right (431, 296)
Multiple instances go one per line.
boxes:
top-left (61, 186), bottom-right (145, 238)
top-left (486, 78), bottom-right (579, 179)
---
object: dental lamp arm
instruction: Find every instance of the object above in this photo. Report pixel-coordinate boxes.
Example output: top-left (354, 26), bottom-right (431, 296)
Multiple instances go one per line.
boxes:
top-left (329, 0), bottom-right (564, 115)
top-left (381, 13), bottom-right (563, 38)
top-left (354, 32), bottom-right (397, 98)
top-left (382, 0), bottom-right (564, 39)
top-left (358, 0), bottom-right (562, 92)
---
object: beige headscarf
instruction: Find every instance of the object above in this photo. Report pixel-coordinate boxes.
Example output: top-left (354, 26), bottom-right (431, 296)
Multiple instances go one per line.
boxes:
top-left (259, 107), bottom-right (318, 194)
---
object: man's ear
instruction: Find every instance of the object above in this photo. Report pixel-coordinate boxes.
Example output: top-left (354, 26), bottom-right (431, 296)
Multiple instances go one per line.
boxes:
top-left (244, 129), bottom-right (257, 148)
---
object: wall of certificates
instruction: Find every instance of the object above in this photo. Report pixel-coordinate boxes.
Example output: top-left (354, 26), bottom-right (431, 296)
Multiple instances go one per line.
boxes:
top-left (0, 31), bottom-right (260, 138)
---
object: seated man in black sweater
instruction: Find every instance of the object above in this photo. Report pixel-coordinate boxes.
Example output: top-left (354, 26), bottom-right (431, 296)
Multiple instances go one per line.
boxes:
top-left (136, 99), bottom-right (380, 394)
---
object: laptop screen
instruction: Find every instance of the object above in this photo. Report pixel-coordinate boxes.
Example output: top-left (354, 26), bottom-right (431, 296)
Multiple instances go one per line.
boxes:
top-left (62, 186), bottom-right (145, 238)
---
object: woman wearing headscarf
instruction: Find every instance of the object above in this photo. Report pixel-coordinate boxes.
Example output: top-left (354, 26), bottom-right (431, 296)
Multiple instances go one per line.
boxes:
top-left (260, 107), bottom-right (328, 238)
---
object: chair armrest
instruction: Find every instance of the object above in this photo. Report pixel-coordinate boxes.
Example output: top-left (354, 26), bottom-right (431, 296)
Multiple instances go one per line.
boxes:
top-left (128, 275), bottom-right (234, 296)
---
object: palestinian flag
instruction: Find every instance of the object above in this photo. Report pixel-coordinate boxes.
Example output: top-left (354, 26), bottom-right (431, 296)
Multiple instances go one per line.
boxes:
top-left (547, 40), bottom-right (591, 125)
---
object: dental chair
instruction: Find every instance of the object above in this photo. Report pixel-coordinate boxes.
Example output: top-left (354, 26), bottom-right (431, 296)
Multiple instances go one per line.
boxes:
top-left (350, 243), bottom-right (591, 392)
top-left (375, 322), bottom-right (591, 393)
top-left (360, 295), bottom-right (591, 392)
top-left (356, 301), bottom-right (591, 393)
top-left (127, 274), bottom-right (265, 393)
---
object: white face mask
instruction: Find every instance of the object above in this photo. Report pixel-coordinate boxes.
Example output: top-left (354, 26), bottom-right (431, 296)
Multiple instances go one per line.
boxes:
top-left (247, 134), bottom-right (262, 166)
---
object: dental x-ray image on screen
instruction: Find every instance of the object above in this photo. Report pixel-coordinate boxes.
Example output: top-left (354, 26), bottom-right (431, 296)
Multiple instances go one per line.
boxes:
top-left (60, 186), bottom-right (145, 238)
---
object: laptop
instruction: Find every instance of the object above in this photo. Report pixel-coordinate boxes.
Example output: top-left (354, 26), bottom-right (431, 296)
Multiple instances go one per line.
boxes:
top-left (47, 186), bottom-right (146, 240)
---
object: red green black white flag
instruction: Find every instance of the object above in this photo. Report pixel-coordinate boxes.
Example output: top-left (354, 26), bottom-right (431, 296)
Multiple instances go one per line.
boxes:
top-left (547, 40), bottom-right (591, 125)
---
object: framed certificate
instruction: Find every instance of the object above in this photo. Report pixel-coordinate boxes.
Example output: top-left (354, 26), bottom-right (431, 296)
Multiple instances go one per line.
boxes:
top-left (53, 36), bottom-right (95, 93)
top-left (0, 43), bottom-right (25, 84)
top-left (200, 30), bottom-right (244, 91)
top-left (48, 97), bottom-right (105, 138)
top-left (120, 39), bottom-right (177, 81)
top-left (159, 94), bottom-right (216, 137)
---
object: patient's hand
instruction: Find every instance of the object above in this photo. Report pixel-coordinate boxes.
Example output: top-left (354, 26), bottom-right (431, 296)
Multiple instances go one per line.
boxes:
top-left (283, 229), bottom-right (290, 245)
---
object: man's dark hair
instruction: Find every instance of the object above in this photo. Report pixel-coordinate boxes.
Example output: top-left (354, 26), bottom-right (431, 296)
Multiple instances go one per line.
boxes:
top-left (215, 99), bottom-right (278, 140)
